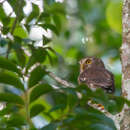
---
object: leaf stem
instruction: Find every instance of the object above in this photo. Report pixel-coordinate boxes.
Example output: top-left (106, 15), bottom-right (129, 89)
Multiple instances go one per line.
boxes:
top-left (25, 88), bottom-right (34, 129)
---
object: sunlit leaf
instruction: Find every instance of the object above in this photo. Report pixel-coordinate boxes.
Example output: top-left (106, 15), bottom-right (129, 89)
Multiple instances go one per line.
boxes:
top-left (13, 26), bottom-right (28, 38)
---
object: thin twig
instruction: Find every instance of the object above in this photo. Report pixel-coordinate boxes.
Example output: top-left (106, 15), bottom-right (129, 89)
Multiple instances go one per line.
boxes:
top-left (48, 71), bottom-right (75, 88)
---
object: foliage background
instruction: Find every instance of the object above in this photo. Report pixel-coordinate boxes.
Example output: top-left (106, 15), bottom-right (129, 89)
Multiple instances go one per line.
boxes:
top-left (0, 0), bottom-right (127, 129)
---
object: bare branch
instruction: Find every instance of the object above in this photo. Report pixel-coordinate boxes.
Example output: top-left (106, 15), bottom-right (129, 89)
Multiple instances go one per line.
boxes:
top-left (48, 71), bottom-right (75, 88)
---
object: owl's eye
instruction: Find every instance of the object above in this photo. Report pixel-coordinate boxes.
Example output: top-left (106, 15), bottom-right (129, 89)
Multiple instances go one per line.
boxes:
top-left (86, 59), bottom-right (92, 64)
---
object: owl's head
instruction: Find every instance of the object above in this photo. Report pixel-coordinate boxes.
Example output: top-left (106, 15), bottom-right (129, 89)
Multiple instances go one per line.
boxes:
top-left (79, 57), bottom-right (105, 73)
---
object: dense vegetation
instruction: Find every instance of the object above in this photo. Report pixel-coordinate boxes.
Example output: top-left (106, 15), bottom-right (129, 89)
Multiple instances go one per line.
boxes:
top-left (0, 0), bottom-right (128, 129)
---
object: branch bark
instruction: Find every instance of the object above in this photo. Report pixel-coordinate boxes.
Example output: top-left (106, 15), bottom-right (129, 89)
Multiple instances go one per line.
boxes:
top-left (48, 71), bottom-right (75, 88)
top-left (120, 0), bottom-right (130, 129)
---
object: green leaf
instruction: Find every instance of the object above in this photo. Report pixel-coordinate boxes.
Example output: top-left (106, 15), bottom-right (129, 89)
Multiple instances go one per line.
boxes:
top-left (52, 92), bottom-right (67, 109)
top-left (92, 89), bottom-right (109, 109)
top-left (0, 104), bottom-right (16, 116)
top-left (43, 35), bottom-right (51, 45)
top-left (28, 66), bottom-right (46, 88)
top-left (125, 99), bottom-right (130, 106)
top-left (13, 41), bottom-right (26, 68)
top-left (0, 56), bottom-right (21, 75)
top-left (88, 123), bottom-right (116, 130)
top-left (0, 5), bottom-right (10, 26)
top-left (66, 89), bottom-right (78, 109)
top-left (40, 123), bottom-right (58, 130)
top-left (0, 38), bottom-right (8, 47)
top-left (0, 93), bottom-right (24, 105)
top-left (7, 0), bottom-right (25, 22)
top-left (47, 2), bottom-right (65, 15)
top-left (26, 47), bottom-right (47, 71)
top-left (30, 83), bottom-right (53, 103)
top-left (2, 26), bottom-right (10, 35)
top-left (0, 128), bottom-right (15, 130)
top-left (39, 24), bottom-right (59, 35)
top-left (53, 14), bottom-right (61, 31)
top-left (38, 12), bottom-right (50, 22)
top-left (46, 47), bottom-right (59, 66)
top-left (13, 26), bottom-right (28, 38)
top-left (7, 113), bottom-right (26, 127)
top-left (107, 96), bottom-right (126, 114)
top-left (49, 104), bottom-right (65, 113)
top-left (0, 71), bottom-right (24, 90)
top-left (65, 107), bottom-right (117, 130)
top-left (26, 3), bottom-right (39, 24)
top-left (0, 5), bottom-right (6, 20)
top-left (30, 104), bottom-right (45, 118)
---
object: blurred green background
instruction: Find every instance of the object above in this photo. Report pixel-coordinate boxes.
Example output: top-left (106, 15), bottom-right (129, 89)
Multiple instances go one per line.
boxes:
top-left (0, 0), bottom-right (123, 129)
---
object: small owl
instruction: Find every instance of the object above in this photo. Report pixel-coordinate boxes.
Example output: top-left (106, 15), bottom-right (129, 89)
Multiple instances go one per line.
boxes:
top-left (78, 57), bottom-right (115, 93)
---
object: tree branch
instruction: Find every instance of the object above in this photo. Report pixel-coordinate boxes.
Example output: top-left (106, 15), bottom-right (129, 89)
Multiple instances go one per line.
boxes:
top-left (48, 71), bottom-right (75, 88)
top-left (120, 0), bottom-right (130, 129)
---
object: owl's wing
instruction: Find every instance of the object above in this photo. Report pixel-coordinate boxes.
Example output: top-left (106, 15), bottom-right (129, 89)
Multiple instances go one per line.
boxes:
top-left (79, 68), bottom-right (115, 93)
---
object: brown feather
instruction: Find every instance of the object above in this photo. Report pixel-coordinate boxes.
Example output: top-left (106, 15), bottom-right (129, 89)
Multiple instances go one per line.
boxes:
top-left (78, 57), bottom-right (115, 93)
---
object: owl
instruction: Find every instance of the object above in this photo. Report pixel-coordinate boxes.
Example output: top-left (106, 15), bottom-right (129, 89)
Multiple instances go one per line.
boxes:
top-left (78, 57), bottom-right (115, 93)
